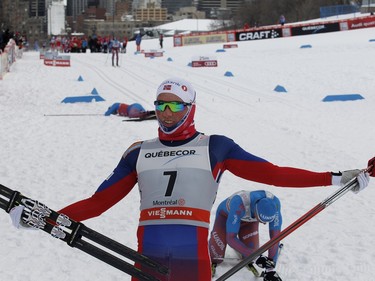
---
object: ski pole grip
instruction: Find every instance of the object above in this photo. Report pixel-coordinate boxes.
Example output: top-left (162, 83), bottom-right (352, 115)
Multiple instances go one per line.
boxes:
top-left (365, 164), bottom-right (373, 176)
top-left (366, 157), bottom-right (375, 176)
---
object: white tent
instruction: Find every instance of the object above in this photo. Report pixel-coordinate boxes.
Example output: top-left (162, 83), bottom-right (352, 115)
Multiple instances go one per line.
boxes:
top-left (154, 19), bottom-right (218, 35)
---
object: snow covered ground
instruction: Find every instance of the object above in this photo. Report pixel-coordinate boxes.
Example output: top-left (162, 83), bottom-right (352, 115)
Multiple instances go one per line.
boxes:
top-left (0, 24), bottom-right (374, 281)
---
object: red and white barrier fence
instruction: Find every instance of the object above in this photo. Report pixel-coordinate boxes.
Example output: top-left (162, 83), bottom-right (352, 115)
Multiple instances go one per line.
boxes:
top-left (174, 14), bottom-right (375, 47)
top-left (0, 39), bottom-right (20, 80)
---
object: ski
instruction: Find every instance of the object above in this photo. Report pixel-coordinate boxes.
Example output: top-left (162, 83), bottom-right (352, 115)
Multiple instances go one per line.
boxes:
top-left (215, 257), bottom-right (242, 262)
top-left (216, 166), bottom-right (372, 281)
top-left (44, 113), bottom-right (104, 117)
top-left (0, 184), bottom-right (168, 281)
top-left (246, 263), bottom-right (261, 278)
top-left (215, 258), bottom-right (260, 277)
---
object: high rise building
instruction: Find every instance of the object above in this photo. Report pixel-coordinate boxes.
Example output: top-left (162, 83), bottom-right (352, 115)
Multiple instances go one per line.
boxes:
top-left (98, 0), bottom-right (124, 14)
top-left (29, 0), bottom-right (47, 17)
top-left (66, 0), bottom-right (89, 17)
top-left (133, 0), bottom-right (161, 9)
top-left (198, 0), bottom-right (243, 18)
top-left (161, 0), bottom-right (194, 14)
top-left (88, 0), bottom-right (100, 6)
top-left (0, 0), bottom-right (50, 45)
top-left (0, 0), bottom-right (45, 32)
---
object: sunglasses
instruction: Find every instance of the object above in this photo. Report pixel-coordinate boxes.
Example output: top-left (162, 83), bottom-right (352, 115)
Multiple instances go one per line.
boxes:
top-left (154, 101), bottom-right (192, 113)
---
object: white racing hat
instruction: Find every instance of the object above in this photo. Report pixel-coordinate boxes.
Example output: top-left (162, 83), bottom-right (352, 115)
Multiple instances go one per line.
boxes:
top-left (156, 77), bottom-right (196, 103)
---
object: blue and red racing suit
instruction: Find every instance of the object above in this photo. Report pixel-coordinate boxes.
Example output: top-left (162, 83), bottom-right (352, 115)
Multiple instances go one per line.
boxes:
top-left (209, 190), bottom-right (282, 265)
top-left (58, 132), bottom-right (332, 281)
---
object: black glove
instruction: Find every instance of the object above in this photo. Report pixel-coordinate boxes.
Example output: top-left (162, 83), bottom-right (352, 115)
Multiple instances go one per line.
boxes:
top-left (263, 270), bottom-right (282, 281)
top-left (255, 255), bottom-right (276, 269)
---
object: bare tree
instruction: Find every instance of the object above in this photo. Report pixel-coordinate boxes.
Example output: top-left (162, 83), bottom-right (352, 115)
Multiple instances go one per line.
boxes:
top-left (232, 0), bottom-right (361, 28)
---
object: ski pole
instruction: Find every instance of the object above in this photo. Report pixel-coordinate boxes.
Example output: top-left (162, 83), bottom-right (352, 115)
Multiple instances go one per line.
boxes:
top-left (44, 114), bottom-right (104, 117)
top-left (105, 49), bottom-right (109, 65)
top-left (216, 166), bottom-right (372, 281)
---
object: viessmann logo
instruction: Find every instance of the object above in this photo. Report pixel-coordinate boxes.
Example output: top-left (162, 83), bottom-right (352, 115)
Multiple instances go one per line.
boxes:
top-left (147, 207), bottom-right (193, 219)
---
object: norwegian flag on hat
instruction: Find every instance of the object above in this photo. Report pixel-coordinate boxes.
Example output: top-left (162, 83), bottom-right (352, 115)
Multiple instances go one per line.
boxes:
top-left (156, 77), bottom-right (196, 103)
top-left (163, 85), bottom-right (172, 91)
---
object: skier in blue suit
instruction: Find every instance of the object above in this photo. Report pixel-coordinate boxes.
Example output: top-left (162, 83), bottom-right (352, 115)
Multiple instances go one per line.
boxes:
top-left (209, 190), bottom-right (282, 281)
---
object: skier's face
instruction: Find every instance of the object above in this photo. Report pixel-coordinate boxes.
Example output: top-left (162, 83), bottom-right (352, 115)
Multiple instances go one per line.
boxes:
top-left (155, 93), bottom-right (190, 128)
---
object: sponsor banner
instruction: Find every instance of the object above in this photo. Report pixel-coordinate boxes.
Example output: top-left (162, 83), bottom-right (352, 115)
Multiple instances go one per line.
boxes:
top-left (44, 54), bottom-right (71, 67)
top-left (226, 31), bottom-right (236, 42)
top-left (144, 50), bottom-right (163, 57)
top-left (192, 60), bottom-right (218, 67)
top-left (191, 56), bottom-right (218, 67)
top-left (291, 22), bottom-right (340, 36)
top-left (183, 36), bottom-right (204, 45)
top-left (236, 28), bottom-right (282, 41)
top-left (173, 35), bottom-right (183, 47)
top-left (340, 21), bottom-right (349, 31)
top-left (282, 27), bottom-right (292, 37)
top-left (183, 33), bottom-right (227, 46)
top-left (44, 59), bottom-right (71, 67)
top-left (223, 43), bottom-right (238, 48)
top-left (45, 51), bottom-right (57, 59)
top-left (39, 50), bottom-right (45, 59)
top-left (347, 16), bottom-right (375, 30)
top-left (44, 51), bottom-right (59, 60)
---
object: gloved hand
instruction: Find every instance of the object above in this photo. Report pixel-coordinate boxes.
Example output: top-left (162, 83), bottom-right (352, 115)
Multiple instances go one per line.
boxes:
top-left (104, 103), bottom-right (120, 116)
top-left (255, 255), bottom-right (276, 269)
top-left (9, 205), bottom-right (39, 230)
top-left (9, 205), bottom-right (32, 229)
top-left (263, 270), bottom-right (282, 281)
top-left (331, 169), bottom-right (370, 193)
top-left (368, 157), bottom-right (375, 177)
